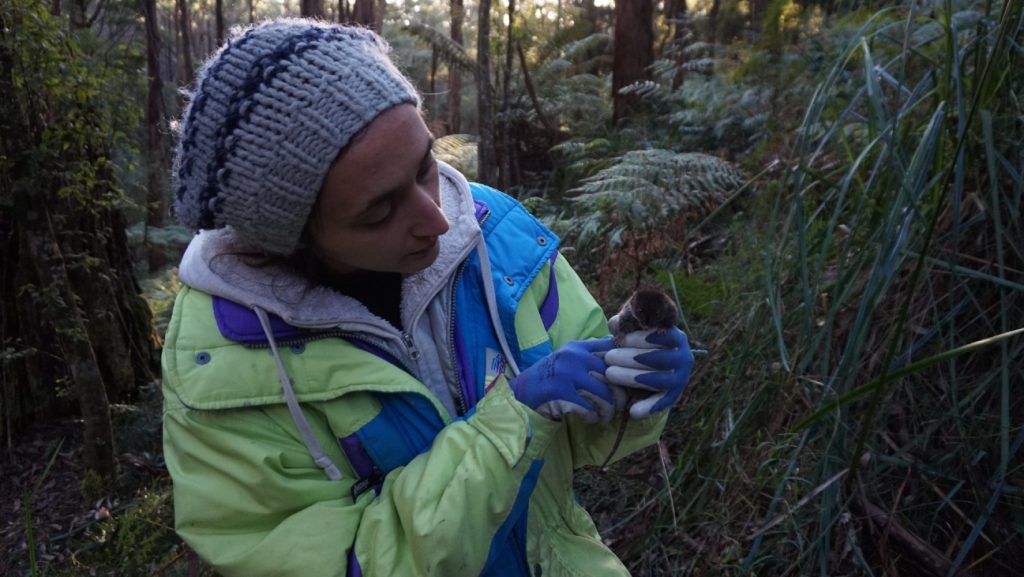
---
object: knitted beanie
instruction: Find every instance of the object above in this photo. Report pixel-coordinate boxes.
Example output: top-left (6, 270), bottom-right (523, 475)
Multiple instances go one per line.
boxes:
top-left (173, 19), bottom-right (421, 256)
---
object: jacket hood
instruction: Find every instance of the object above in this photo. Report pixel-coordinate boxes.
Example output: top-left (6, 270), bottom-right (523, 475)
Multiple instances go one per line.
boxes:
top-left (177, 160), bottom-right (482, 336)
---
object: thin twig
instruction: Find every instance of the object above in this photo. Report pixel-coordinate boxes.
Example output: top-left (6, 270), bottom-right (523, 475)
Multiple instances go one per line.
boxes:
top-left (745, 466), bottom-right (850, 541)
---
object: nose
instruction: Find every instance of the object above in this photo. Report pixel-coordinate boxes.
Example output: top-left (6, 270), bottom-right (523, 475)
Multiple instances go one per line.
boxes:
top-left (411, 185), bottom-right (449, 237)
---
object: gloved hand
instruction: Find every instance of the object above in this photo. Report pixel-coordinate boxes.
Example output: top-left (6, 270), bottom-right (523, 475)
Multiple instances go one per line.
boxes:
top-left (603, 328), bottom-right (694, 419)
top-left (509, 339), bottom-right (616, 423)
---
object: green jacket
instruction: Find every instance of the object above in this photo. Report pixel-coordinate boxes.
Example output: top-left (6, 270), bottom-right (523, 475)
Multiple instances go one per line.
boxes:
top-left (162, 163), bottom-right (667, 577)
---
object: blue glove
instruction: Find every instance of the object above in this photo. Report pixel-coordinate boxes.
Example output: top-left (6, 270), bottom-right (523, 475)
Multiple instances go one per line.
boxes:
top-left (604, 328), bottom-right (693, 419)
top-left (509, 339), bottom-right (616, 423)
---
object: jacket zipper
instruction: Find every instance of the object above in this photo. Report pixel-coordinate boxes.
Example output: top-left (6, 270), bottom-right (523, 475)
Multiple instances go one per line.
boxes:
top-left (448, 260), bottom-right (469, 416)
top-left (447, 209), bottom-right (492, 416)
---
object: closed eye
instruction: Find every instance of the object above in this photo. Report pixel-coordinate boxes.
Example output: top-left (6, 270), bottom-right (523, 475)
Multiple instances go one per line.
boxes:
top-left (418, 140), bottom-right (436, 180)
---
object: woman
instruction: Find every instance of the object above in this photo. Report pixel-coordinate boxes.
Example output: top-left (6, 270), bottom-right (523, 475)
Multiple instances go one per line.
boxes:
top-left (162, 19), bottom-right (693, 577)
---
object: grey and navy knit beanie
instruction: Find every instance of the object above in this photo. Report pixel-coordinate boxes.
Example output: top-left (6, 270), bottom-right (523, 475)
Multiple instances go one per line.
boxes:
top-left (173, 19), bottom-right (421, 256)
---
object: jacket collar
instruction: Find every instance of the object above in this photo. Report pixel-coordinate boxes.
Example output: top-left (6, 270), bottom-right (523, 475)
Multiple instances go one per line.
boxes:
top-left (177, 161), bottom-right (482, 338)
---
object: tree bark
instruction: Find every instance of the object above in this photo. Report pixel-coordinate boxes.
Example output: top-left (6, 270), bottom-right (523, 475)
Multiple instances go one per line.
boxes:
top-left (374, 0), bottom-right (384, 31)
top-left (301, 0), bottom-right (325, 18)
top-left (580, 0), bottom-right (598, 34)
top-left (447, 0), bottom-right (464, 134)
top-left (215, 0), bottom-right (225, 46)
top-left (429, 48), bottom-right (439, 121)
top-left (177, 0), bottom-right (195, 91)
top-left (142, 0), bottom-right (169, 272)
top-left (668, 0), bottom-right (688, 91)
top-left (708, 0), bottom-right (721, 44)
top-left (612, 0), bottom-right (654, 123)
top-left (498, 0), bottom-right (516, 189)
top-left (22, 207), bottom-right (118, 478)
top-left (352, 0), bottom-right (374, 28)
top-left (476, 0), bottom-right (496, 184)
top-left (517, 43), bottom-right (558, 143)
top-left (0, 0), bottom-right (160, 474)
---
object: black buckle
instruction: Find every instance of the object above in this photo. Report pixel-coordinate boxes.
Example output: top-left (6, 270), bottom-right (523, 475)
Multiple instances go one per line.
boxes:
top-left (350, 472), bottom-right (382, 500)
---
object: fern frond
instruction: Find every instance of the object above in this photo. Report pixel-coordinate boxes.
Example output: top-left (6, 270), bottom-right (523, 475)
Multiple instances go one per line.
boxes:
top-left (684, 41), bottom-right (716, 56)
top-left (618, 80), bottom-right (664, 99)
top-left (568, 150), bottom-right (743, 229)
top-left (683, 57), bottom-right (715, 75)
top-left (560, 32), bottom-right (612, 64)
top-left (433, 134), bottom-right (478, 179)
top-left (403, 23), bottom-right (477, 76)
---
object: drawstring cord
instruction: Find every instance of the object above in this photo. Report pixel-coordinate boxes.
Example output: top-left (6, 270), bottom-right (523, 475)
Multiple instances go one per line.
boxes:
top-left (475, 241), bottom-right (521, 377)
top-left (249, 239), bottom-right (515, 481)
top-left (253, 306), bottom-right (343, 481)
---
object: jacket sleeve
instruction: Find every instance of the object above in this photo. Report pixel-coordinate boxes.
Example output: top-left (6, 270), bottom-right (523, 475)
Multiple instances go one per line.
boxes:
top-left (513, 253), bottom-right (668, 469)
top-left (164, 358), bottom-right (558, 577)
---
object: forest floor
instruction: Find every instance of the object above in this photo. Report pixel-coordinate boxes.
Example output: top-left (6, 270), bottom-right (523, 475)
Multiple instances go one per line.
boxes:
top-left (0, 381), bottom-right (206, 576)
top-left (2, 419), bottom-right (90, 574)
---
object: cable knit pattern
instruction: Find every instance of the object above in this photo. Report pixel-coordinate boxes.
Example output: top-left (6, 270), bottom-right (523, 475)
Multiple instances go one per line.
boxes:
top-left (173, 19), bottom-right (421, 256)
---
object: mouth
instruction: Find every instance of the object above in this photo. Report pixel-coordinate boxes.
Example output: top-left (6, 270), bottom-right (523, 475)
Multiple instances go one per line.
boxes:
top-left (409, 238), bottom-right (439, 257)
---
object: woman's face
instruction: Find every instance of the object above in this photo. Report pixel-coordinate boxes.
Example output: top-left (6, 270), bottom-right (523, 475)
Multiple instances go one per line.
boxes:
top-left (309, 104), bottom-right (449, 277)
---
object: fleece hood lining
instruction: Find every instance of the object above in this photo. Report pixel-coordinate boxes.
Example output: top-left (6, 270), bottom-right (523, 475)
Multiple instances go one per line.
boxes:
top-left (177, 160), bottom-right (481, 334)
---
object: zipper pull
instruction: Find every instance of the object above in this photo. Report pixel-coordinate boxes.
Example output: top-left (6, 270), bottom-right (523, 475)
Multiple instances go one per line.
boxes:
top-left (403, 333), bottom-right (421, 361)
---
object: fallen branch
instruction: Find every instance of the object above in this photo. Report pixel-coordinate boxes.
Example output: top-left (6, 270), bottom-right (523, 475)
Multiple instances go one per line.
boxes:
top-left (854, 493), bottom-right (972, 577)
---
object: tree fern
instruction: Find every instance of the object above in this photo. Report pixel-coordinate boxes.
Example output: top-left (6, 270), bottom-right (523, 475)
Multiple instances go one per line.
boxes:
top-left (433, 133), bottom-right (478, 180)
top-left (403, 22), bottom-right (477, 76)
top-left (555, 149), bottom-right (744, 285)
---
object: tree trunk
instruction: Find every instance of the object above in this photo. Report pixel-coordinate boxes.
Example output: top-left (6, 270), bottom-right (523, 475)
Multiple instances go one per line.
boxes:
top-left (612, 0), bottom-right (654, 123)
top-left (352, 0), bottom-right (374, 28)
top-left (580, 0), bottom-right (598, 34)
top-left (447, 0), bottom-right (464, 134)
top-left (301, 0), bottom-right (325, 18)
top-left (517, 43), bottom-right (557, 143)
top-left (215, 0), bottom-right (225, 46)
top-left (750, 0), bottom-right (769, 27)
top-left (0, 0), bottom-right (160, 476)
top-left (476, 0), bottom-right (496, 184)
top-left (22, 207), bottom-right (118, 479)
top-left (177, 0), bottom-right (195, 92)
top-left (668, 0), bottom-right (688, 91)
top-left (708, 0), bottom-right (721, 44)
top-left (374, 0), bottom-right (384, 31)
top-left (429, 48), bottom-right (440, 121)
top-left (143, 0), bottom-right (169, 272)
top-left (497, 0), bottom-right (516, 190)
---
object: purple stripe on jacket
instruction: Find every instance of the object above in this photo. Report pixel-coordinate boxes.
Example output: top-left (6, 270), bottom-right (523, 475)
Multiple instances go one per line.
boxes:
top-left (212, 296), bottom-right (309, 343)
top-left (339, 434), bottom-right (376, 479)
top-left (539, 252), bottom-right (560, 330)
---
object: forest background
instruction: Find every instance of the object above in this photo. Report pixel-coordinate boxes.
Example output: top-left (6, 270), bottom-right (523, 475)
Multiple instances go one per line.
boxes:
top-left (1, 0), bottom-right (1021, 574)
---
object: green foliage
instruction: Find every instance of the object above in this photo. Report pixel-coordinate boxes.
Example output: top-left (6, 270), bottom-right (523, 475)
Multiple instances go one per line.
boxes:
top-left (402, 22), bottom-right (477, 75)
top-left (139, 266), bottom-right (183, 339)
top-left (581, 1), bottom-right (1024, 575)
top-left (0, 0), bottom-right (142, 210)
top-left (22, 439), bottom-right (64, 577)
top-left (557, 2), bottom-right (1024, 576)
top-left (526, 32), bottom-right (615, 138)
top-left (552, 149), bottom-right (743, 289)
top-left (433, 133), bottom-right (479, 180)
top-left (55, 486), bottom-right (201, 577)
